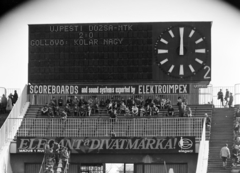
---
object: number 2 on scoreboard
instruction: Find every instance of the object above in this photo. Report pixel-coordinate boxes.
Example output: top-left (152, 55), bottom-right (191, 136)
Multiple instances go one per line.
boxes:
top-left (204, 66), bottom-right (211, 79)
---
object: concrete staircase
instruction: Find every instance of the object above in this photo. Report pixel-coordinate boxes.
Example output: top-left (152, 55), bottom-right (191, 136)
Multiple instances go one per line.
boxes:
top-left (24, 105), bottom-right (40, 118)
top-left (208, 108), bottom-right (234, 173)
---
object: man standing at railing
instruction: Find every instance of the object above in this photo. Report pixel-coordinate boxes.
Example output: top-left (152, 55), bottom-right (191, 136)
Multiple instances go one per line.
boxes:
top-left (220, 143), bottom-right (231, 169)
top-left (217, 89), bottom-right (224, 107)
top-left (224, 89), bottom-right (229, 107)
top-left (228, 93), bottom-right (233, 108)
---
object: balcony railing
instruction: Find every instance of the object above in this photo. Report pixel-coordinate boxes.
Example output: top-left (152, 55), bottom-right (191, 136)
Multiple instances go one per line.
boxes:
top-left (14, 117), bottom-right (204, 141)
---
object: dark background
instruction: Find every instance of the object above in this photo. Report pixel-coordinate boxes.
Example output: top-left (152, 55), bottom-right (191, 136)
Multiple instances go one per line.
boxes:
top-left (0, 0), bottom-right (240, 18)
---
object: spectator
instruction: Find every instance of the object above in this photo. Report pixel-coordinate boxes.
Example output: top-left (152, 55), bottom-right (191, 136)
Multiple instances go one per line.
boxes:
top-left (224, 89), bottom-right (230, 106)
top-left (183, 104), bottom-right (188, 117)
top-left (139, 106), bottom-right (145, 117)
top-left (58, 96), bottom-right (64, 107)
top-left (228, 93), bottom-right (233, 108)
top-left (153, 96), bottom-right (160, 108)
top-left (145, 96), bottom-right (152, 106)
top-left (165, 98), bottom-right (171, 109)
top-left (132, 104), bottom-right (139, 116)
top-left (232, 145), bottom-right (239, 167)
top-left (59, 147), bottom-right (70, 171)
top-left (145, 104), bottom-right (152, 116)
top-left (41, 103), bottom-right (49, 116)
top-left (66, 96), bottom-right (73, 106)
top-left (167, 104), bottom-right (174, 116)
top-left (110, 108), bottom-right (117, 122)
top-left (205, 113), bottom-right (211, 130)
top-left (99, 98), bottom-right (106, 108)
top-left (49, 97), bottom-right (57, 115)
top-left (177, 97), bottom-right (184, 117)
top-left (125, 107), bottom-right (131, 116)
top-left (234, 121), bottom-right (240, 136)
top-left (119, 102), bottom-right (127, 115)
top-left (182, 97), bottom-right (187, 106)
top-left (127, 97), bottom-right (133, 109)
top-left (1, 94), bottom-right (7, 113)
top-left (78, 96), bottom-right (86, 107)
top-left (55, 106), bottom-right (60, 117)
top-left (107, 102), bottom-right (113, 114)
top-left (73, 96), bottom-right (79, 106)
top-left (105, 97), bottom-right (111, 105)
top-left (220, 144), bottom-right (231, 169)
top-left (9, 93), bottom-right (13, 102)
top-left (135, 96), bottom-right (141, 108)
top-left (60, 110), bottom-right (68, 122)
top-left (217, 89), bottom-right (224, 107)
top-left (51, 96), bottom-right (57, 106)
top-left (48, 107), bottom-right (54, 117)
top-left (186, 107), bottom-right (192, 117)
top-left (139, 96), bottom-right (144, 107)
top-left (73, 104), bottom-right (79, 116)
top-left (92, 97), bottom-right (99, 114)
top-left (12, 90), bottom-right (18, 105)
top-left (6, 95), bottom-right (13, 112)
top-left (236, 108), bottom-right (240, 118)
top-left (87, 104), bottom-right (91, 116)
top-left (64, 104), bottom-right (71, 117)
top-left (152, 104), bottom-right (159, 116)
top-left (160, 98), bottom-right (166, 109)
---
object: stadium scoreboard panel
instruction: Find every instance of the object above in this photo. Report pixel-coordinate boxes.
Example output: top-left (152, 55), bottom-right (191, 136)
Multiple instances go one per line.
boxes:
top-left (28, 22), bottom-right (211, 84)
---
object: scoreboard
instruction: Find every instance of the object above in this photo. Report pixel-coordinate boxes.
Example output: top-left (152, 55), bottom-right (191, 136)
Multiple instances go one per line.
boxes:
top-left (28, 22), bottom-right (211, 84)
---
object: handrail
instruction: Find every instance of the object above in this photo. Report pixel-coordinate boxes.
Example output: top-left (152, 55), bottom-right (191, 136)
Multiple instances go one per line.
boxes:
top-left (0, 85), bottom-right (29, 151)
top-left (196, 117), bottom-right (207, 173)
top-left (38, 154), bottom-right (45, 173)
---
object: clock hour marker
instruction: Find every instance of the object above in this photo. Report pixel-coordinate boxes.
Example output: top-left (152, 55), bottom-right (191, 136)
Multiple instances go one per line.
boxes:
top-left (179, 65), bottom-right (184, 75)
top-left (160, 58), bottom-right (168, 65)
top-left (189, 30), bottom-right (195, 38)
top-left (168, 65), bottom-right (175, 73)
top-left (195, 49), bottom-right (206, 53)
top-left (179, 27), bottom-right (184, 55)
top-left (195, 58), bottom-right (203, 64)
top-left (158, 49), bottom-right (168, 54)
top-left (168, 30), bottom-right (174, 38)
top-left (195, 38), bottom-right (203, 44)
top-left (189, 64), bottom-right (195, 73)
top-left (160, 38), bottom-right (168, 44)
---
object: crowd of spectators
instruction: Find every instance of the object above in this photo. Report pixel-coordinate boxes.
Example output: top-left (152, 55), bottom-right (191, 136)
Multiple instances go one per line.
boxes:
top-left (217, 89), bottom-right (234, 108)
top-left (40, 95), bottom-right (179, 119)
top-left (232, 107), bottom-right (240, 167)
top-left (0, 90), bottom-right (18, 114)
top-left (40, 95), bottom-right (197, 120)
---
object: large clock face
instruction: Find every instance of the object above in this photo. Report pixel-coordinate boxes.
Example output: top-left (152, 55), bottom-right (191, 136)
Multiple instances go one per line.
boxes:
top-left (154, 25), bottom-right (210, 79)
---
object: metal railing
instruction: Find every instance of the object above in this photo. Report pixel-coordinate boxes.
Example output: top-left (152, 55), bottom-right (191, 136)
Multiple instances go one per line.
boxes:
top-left (0, 85), bottom-right (29, 151)
top-left (15, 117), bottom-right (204, 140)
top-left (235, 83), bottom-right (240, 106)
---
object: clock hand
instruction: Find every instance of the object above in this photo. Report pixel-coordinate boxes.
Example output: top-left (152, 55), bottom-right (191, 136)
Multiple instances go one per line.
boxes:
top-left (179, 27), bottom-right (184, 55)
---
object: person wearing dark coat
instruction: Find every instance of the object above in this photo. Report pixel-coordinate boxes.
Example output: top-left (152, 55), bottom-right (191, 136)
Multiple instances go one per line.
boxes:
top-left (12, 90), bottom-right (18, 105)
top-left (1, 94), bottom-right (7, 113)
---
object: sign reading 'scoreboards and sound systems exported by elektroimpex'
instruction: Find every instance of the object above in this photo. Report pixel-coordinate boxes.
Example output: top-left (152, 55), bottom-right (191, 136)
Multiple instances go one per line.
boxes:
top-left (27, 84), bottom-right (190, 95)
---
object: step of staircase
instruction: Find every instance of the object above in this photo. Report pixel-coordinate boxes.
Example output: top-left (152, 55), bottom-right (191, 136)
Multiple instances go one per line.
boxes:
top-left (207, 108), bottom-right (234, 173)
